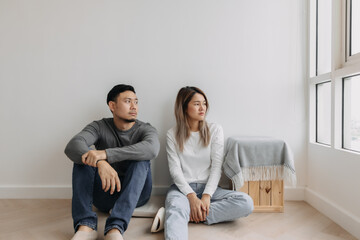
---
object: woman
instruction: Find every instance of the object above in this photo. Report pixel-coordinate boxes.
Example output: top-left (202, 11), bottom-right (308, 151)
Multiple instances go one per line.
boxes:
top-left (164, 86), bottom-right (253, 240)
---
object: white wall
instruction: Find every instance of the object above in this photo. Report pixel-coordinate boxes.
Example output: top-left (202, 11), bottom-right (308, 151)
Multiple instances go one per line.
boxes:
top-left (308, 145), bottom-right (360, 209)
top-left (307, 145), bottom-right (360, 238)
top-left (0, 0), bottom-right (307, 198)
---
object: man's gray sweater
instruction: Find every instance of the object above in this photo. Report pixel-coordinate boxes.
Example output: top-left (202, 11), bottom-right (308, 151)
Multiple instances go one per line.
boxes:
top-left (64, 118), bottom-right (160, 165)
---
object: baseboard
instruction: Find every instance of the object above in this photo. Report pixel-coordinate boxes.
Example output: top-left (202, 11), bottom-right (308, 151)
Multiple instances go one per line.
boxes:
top-left (0, 185), bottom-right (167, 199)
top-left (151, 185), bottom-right (169, 195)
top-left (305, 187), bottom-right (360, 239)
top-left (284, 186), bottom-right (305, 200)
top-left (0, 185), bottom-right (170, 199)
top-left (0, 185), bottom-right (305, 200)
top-left (0, 186), bottom-right (72, 199)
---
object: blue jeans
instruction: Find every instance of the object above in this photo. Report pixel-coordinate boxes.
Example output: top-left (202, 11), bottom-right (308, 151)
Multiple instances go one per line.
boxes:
top-left (72, 160), bottom-right (152, 234)
top-left (164, 183), bottom-right (254, 240)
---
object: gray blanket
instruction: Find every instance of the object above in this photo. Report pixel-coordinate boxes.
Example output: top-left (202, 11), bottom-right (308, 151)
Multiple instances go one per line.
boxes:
top-left (223, 136), bottom-right (296, 190)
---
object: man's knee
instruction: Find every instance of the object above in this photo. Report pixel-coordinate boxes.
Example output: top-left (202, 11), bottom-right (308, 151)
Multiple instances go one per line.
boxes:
top-left (127, 160), bottom-right (150, 171)
top-left (121, 160), bottom-right (150, 178)
top-left (73, 163), bottom-right (95, 173)
top-left (121, 161), bottom-right (150, 182)
top-left (72, 163), bottom-right (96, 185)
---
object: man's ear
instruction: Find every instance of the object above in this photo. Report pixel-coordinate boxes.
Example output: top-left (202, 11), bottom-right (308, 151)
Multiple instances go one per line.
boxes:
top-left (108, 101), bottom-right (115, 113)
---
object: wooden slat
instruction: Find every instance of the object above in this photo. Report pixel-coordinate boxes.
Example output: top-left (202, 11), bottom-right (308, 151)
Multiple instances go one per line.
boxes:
top-left (259, 181), bottom-right (272, 206)
top-left (235, 179), bottom-right (284, 213)
top-left (271, 180), bottom-right (284, 207)
top-left (248, 181), bottom-right (260, 206)
top-left (239, 181), bottom-right (249, 194)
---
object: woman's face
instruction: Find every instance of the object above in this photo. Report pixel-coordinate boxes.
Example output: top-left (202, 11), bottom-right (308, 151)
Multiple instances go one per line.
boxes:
top-left (186, 93), bottom-right (207, 122)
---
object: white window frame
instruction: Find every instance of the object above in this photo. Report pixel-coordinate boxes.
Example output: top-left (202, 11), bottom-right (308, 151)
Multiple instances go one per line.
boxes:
top-left (342, 74), bottom-right (360, 153)
top-left (315, 80), bottom-right (332, 145)
top-left (345, 0), bottom-right (360, 65)
top-left (308, 0), bottom-right (360, 155)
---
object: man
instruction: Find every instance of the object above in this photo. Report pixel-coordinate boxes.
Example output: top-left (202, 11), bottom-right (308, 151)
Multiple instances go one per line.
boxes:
top-left (65, 84), bottom-right (160, 240)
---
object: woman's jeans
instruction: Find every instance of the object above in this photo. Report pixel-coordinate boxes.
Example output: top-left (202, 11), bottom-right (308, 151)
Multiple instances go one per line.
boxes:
top-left (164, 183), bottom-right (254, 240)
top-left (72, 160), bottom-right (152, 234)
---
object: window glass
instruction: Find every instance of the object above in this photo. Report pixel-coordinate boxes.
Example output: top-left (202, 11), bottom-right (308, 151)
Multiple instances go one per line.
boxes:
top-left (316, 82), bottom-right (331, 145)
top-left (317, 0), bottom-right (332, 74)
top-left (309, 0), bottom-right (317, 77)
top-left (343, 75), bottom-right (360, 152)
top-left (350, 0), bottom-right (360, 55)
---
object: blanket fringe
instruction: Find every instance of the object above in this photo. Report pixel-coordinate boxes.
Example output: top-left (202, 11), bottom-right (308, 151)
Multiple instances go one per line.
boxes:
top-left (231, 165), bottom-right (296, 191)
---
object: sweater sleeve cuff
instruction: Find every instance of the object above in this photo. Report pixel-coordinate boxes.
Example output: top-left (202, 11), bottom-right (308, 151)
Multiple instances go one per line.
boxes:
top-left (179, 185), bottom-right (195, 196)
top-left (203, 188), bottom-right (215, 198)
top-left (105, 149), bottom-right (115, 164)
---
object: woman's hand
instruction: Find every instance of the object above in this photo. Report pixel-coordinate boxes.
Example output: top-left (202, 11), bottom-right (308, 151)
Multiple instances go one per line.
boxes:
top-left (97, 161), bottom-right (121, 195)
top-left (201, 194), bottom-right (211, 218)
top-left (187, 193), bottom-right (206, 223)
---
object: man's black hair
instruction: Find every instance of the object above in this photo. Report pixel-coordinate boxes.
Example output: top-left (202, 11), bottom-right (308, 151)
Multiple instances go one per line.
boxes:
top-left (107, 84), bottom-right (136, 105)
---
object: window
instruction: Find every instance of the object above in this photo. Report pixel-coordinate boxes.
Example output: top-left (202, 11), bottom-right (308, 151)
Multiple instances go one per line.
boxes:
top-left (310, 0), bottom-right (332, 77)
top-left (350, 0), bottom-right (360, 56)
top-left (317, 0), bottom-right (332, 74)
top-left (309, 0), bottom-right (360, 154)
top-left (343, 74), bottom-right (360, 152)
top-left (316, 82), bottom-right (331, 145)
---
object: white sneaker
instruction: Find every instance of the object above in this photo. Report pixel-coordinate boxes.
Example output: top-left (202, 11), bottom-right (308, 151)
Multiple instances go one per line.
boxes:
top-left (151, 207), bottom-right (165, 233)
top-left (71, 230), bottom-right (97, 240)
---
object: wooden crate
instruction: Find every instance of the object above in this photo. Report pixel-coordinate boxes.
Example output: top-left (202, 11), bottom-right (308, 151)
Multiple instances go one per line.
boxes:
top-left (238, 180), bottom-right (284, 213)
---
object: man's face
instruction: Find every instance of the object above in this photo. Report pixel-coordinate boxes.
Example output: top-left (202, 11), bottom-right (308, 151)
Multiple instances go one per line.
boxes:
top-left (109, 90), bottom-right (138, 122)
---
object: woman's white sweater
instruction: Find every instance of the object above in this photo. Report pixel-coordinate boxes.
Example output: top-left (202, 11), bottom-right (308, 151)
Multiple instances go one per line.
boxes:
top-left (166, 122), bottom-right (224, 197)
